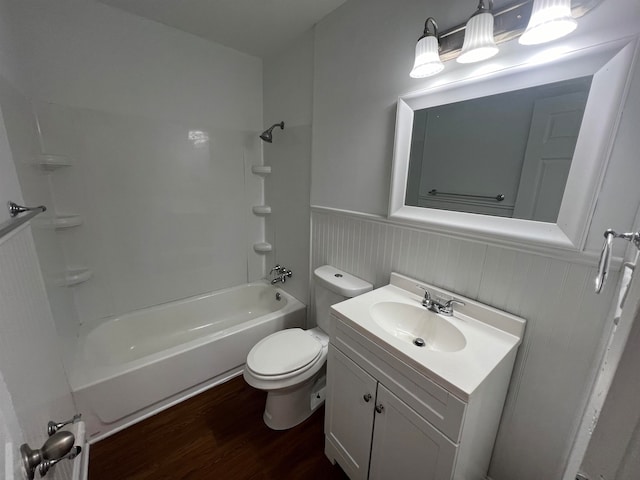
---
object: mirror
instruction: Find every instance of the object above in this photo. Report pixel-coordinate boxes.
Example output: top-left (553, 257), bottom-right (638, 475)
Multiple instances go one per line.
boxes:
top-left (389, 39), bottom-right (636, 254)
top-left (405, 77), bottom-right (592, 223)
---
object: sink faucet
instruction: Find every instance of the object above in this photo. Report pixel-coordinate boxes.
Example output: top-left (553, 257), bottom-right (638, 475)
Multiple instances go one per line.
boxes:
top-left (270, 265), bottom-right (292, 284)
top-left (416, 285), bottom-right (465, 316)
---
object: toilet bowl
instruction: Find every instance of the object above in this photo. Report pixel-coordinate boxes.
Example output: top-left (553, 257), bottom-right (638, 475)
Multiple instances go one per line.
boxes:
top-left (243, 265), bottom-right (372, 430)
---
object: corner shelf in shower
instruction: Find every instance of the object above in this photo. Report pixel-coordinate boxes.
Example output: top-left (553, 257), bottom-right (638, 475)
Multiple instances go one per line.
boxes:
top-left (56, 267), bottom-right (93, 287)
top-left (49, 214), bottom-right (84, 230)
top-left (251, 165), bottom-right (271, 176)
top-left (36, 154), bottom-right (73, 171)
top-left (253, 242), bottom-right (272, 254)
top-left (252, 205), bottom-right (272, 216)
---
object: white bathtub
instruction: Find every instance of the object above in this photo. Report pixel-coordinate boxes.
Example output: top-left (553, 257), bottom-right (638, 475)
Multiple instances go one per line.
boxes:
top-left (70, 282), bottom-right (305, 440)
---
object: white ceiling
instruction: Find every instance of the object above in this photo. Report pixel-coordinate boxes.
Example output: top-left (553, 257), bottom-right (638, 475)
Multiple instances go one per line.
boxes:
top-left (97, 0), bottom-right (348, 58)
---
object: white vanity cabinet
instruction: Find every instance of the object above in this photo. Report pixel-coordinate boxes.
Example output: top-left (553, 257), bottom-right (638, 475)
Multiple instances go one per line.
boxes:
top-left (325, 306), bottom-right (521, 480)
top-left (326, 346), bottom-right (457, 480)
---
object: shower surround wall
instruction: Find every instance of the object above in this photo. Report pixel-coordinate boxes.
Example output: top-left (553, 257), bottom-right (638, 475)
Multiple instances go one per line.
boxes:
top-left (6, 0), bottom-right (265, 334)
top-left (33, 102), bottom-right (264, 325)
top-left (310, 0), bottom-right (640, 479)
top-left (263, 29), bottom-right (314, 305)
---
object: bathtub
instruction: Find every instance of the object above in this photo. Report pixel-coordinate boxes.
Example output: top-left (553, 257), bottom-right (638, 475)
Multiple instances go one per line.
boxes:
top-left (70, 282), bottom-right (305, 440)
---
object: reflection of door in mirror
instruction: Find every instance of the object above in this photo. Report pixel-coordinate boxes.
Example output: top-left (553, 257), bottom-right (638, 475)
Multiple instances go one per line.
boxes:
top-left (405, 77), bottom-right (591, 222)
top-left (513, 91), bottom-right (588, 222)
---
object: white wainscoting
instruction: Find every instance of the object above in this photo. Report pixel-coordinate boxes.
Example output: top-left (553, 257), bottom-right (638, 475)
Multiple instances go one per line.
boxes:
top-left (311, 208), bottom-right (618, 480)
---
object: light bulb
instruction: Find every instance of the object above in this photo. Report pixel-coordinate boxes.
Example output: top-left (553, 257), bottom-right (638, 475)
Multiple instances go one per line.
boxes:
top-left (519, 0), bottom-right (577, 45)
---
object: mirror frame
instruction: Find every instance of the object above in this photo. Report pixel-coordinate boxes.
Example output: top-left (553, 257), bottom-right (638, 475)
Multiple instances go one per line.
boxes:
top-left (389, 38), bottom-right (637, 255)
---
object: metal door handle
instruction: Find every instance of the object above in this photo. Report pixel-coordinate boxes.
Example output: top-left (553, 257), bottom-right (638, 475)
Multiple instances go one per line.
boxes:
top-left (375, 404), bottom-right (384, 414)
top-left (363, 393), bottom-right (372, 402)
top-left (595, 229), bottom-right (640, 293)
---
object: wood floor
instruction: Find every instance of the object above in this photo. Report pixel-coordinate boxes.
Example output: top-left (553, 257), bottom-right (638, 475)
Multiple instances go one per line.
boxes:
top-left (88, 375), bottom-right (348, 479)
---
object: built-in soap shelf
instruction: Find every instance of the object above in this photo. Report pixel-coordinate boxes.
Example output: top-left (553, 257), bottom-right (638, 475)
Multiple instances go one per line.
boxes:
top-left (253, 242), bottom-right (273, 254)
top-left (252, 205), bottom-right (272, 216)
top-left (55, 267), bottom-right (93, 287)
top-left (49, 214), bottom-right (84, 230)
top-left (251, 165), bottom-right (272, 253)
top-left (36, 154), bottom-right (73, 171)
top-left (33, 214), bottom-right (83, 230)
top-left (251, 165), bottom-right (271, 176)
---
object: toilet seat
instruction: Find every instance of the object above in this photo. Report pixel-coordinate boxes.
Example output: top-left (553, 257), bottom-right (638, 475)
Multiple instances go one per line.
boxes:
top-left (246, 328), bottom-right (323, 380)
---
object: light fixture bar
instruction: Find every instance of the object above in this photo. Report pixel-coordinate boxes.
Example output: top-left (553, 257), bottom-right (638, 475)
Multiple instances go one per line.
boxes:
top-left (437, 0), bottom-right (602, 62)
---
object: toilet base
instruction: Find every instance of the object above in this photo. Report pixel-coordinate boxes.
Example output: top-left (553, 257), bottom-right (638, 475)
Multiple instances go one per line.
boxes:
top-left (262, 373), bottom-right (325, 430)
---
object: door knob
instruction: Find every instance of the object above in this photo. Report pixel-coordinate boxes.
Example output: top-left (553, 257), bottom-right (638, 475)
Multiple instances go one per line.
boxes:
top-left (375, 404), bottom-right (384, 414)
top-left (20, 431), bottom-right (76, 480)
top-left (363, 393), bottom-right (372, 402)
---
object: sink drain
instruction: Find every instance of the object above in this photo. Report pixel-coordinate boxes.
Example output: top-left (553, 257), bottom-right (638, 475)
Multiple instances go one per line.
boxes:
top-left (413, 338), bottom-right (426, 347)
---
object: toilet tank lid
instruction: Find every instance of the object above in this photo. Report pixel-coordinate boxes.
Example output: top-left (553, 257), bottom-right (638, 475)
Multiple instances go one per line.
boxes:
top-left (314, 265), bottom-right (373, 297)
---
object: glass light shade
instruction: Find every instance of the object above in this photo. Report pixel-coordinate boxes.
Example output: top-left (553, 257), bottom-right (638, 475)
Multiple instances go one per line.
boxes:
top-left (457, 12), bottom-right (499, 64)
top-left (519, 0), bottom-right (577, 45)
top-left (410, 35), bottom-right (444, 78)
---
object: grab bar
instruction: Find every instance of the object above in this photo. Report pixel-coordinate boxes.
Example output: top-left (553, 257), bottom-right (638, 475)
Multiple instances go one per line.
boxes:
top-left (428, 189), bottom-right (505, 202)
top-left (595, 228), bottom-right (640, 293)
top-left (0, 201), bottom-right (47, 241)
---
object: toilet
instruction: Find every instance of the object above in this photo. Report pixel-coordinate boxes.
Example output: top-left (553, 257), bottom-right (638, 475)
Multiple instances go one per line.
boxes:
top-left (243, 265), bottom-right (372, 430)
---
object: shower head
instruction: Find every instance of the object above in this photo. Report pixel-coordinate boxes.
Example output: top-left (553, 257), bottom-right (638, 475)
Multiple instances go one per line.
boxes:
top-left (259, 121), bottom-right (285, 143)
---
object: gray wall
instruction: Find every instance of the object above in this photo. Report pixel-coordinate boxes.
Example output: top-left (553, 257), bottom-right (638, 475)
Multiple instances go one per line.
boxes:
top-left (309, 0), bottom-right (640, 478)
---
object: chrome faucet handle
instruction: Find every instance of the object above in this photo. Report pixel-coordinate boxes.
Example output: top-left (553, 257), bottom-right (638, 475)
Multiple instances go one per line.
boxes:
top-left (415, 285), bottom-right (432, 306)
top-left (440, 299), bottom-right (465, 316)
top-left (443, 298), bottom-right (465, 308)
top-left (280, 270), bottom-right (293, 283)
top-left (269, 265), bottom-right (283, 275)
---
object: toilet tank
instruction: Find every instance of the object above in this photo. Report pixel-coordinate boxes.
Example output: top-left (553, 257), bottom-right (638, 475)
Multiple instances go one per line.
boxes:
top-left (313, 265), bottom-right (372, 332)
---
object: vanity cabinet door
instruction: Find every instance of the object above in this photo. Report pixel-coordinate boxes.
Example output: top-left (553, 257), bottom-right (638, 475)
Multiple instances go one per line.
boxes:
top-left (369, 385), bottom-right (457, 480)
top-left (325, 346), bottom-right (378, 480)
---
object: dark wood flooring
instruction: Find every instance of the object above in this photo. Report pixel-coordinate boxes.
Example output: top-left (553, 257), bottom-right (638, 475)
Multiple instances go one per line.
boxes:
top-left (89, 375), bottom-right (348, 479)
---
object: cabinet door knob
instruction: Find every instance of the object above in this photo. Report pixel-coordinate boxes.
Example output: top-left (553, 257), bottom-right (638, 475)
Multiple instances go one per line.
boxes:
top-left (375, 404), bottom-right (384, 414)
top-left (363, 393), bottom-right (372, 402)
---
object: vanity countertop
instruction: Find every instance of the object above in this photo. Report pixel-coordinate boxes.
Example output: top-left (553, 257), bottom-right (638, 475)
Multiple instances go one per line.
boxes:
top-left (330, 272), bottom-right (526, 401)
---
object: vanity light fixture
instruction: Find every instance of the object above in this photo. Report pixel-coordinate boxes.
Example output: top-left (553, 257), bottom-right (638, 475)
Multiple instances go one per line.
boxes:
top-left (457, 0), bottom-right (499, 64)
top-left (519, 0), bottom-right (577, 45)
top-left (407, 0), bottom-right (601, 76)
top-left (410, 17), bottom-right (445, 78)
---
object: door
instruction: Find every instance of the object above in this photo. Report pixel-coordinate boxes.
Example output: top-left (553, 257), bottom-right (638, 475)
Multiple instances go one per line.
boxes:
top-left (513, 91), bottom-right (588, 222)
top-left (325, 346), bottom-right (378, 480)
top-left (369, 384), bottom-right (457, 480)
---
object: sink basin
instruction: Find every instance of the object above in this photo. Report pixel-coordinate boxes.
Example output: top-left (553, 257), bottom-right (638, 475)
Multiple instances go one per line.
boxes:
top-left (369, 302), bottom-right (466, 352)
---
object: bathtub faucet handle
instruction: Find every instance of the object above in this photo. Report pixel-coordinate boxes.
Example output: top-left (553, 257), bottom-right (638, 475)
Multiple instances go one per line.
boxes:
top-left (270, 267), bottom-right (292, 284)
top-left (281, 269), bottom-right (292, 283)
top-left (269, 264), bottom-right (283, 275)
